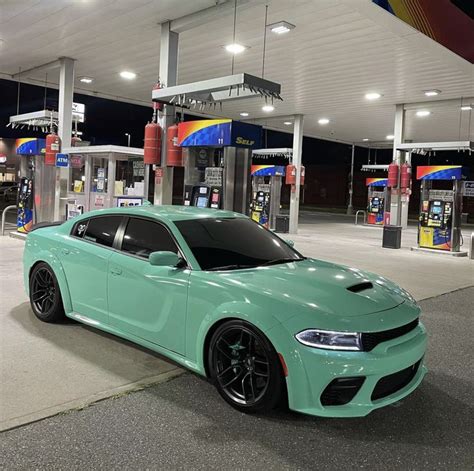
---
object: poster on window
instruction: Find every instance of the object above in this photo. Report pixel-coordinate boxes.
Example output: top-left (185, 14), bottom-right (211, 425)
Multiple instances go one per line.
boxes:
top-left (205, 167), bottom-right (223, 187)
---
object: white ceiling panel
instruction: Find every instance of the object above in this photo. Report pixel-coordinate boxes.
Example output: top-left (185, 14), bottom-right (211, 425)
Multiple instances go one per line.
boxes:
top-left (0, 0), bottom-right (472, 144)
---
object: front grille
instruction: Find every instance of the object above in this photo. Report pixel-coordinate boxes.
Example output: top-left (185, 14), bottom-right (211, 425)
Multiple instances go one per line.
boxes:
top-left (321, 377), bottom-right (365, 406)
top-left (361, 318), bottom-right (419, 351)
top-left (371, 360), bottom-right (422, 401)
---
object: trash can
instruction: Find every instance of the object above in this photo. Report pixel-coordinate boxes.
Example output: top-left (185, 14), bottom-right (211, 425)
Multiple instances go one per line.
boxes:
top-left (275, 215), bottom-right (289, 233)
top-left (382, 225), bottom-right (402, 249)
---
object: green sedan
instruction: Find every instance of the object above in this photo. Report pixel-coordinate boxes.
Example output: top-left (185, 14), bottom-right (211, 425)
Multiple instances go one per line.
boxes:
top-left (24, 205), bottom-right (427, 417)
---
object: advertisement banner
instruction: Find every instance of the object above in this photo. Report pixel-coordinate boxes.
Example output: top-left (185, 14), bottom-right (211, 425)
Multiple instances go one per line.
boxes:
top-left (15, 138), bottom-right (46, 155)
top-left (231, 121), bottom-right (262, 148)
top-left (178, 119), bottom-right (232, 147)
top-left (251, 165), bottom-right (286, 177)
top-left (365, 178), bottom-right (388, 187)
top-left (178, 119), bottom-right (262, 148)
top-left (416, 166), bottom-right (463, 181)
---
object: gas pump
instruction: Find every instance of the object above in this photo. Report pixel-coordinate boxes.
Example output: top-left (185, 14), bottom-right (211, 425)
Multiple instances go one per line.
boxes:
top-left (416, 165), bottom-right (464, 252)
top-left (17, 176), bottom-right (34, 233)
top-left (15, 138), bottom-right (54, 232)
top-left (365, 178), bottom-right (388, 225)
top-left (178, 119), bottom-right (261, 213)
top-left (250, 165), bottom-right (285, 229)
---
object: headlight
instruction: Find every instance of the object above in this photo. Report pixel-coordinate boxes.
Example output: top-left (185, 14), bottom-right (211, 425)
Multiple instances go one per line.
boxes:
top-left (295, 329), bottom-right (362, 351)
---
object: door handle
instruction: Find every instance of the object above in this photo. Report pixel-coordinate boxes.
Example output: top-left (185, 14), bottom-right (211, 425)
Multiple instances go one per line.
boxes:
top-left (110, 267), bottom-right (122, 276)
top-left (62, 248), bottom-right (70, 255)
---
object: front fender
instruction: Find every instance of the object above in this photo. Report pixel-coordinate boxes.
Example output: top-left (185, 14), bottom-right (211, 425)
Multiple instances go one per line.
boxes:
top-left (194, 301), bottom-right (282, 376)
top-left (25, 248), bottom-right (72, 314)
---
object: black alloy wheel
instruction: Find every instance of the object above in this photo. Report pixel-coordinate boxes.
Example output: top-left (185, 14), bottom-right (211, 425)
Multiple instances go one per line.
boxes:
top-left (209, 320), bottom-right (285, 413)
top-left (29, 263), bottom-right (65, 322)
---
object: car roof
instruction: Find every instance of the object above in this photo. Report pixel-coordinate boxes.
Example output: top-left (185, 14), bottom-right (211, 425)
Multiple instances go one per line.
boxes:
top-left (80, 204), bottom-right (246, 222)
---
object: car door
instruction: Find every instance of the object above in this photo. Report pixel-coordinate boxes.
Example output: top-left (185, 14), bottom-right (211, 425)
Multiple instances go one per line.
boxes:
top-left (107, 216), bottom-right (190, 355)
top-left (59, 215), bottom-right (124, 325)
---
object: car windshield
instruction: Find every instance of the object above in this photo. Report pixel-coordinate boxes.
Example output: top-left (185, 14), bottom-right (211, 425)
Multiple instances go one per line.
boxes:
top-left (175, 217), bottom-right (304, 271)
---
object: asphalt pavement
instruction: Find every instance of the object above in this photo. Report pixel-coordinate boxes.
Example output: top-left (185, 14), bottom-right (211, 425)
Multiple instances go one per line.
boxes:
top-left (0, 288), bottom-right (473, 470)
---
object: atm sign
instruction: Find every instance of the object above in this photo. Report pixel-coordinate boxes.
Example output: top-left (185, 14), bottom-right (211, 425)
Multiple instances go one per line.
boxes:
top-left (55, 153), bottom-right (69, 168)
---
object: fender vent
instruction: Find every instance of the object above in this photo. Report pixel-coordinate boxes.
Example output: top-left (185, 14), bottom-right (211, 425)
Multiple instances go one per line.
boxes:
top-left (347, 281), bottom-right (373, 293)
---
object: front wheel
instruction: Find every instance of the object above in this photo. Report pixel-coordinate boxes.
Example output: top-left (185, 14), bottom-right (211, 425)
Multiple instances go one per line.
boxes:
top-left (29, 262), bottom-right (65, 323)
top-left (208, 320), bottom-right (285, 413)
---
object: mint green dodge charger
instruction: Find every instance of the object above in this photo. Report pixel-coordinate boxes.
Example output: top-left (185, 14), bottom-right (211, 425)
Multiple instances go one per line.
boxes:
top-left (24, 205), bottom-right (427, 417)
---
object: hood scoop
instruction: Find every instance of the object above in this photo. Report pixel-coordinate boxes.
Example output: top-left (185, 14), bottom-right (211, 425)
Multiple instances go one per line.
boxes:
top-left (347, 281), bottom-right (374, 293)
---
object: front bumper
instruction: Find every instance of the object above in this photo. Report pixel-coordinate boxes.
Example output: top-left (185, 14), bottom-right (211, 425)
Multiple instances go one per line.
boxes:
top-left (269, 320), bottom-right (428, 418)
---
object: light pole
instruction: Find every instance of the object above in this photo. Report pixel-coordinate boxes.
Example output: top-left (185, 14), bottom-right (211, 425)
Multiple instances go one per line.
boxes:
top-left (125, 133), bottom-right (131, 147)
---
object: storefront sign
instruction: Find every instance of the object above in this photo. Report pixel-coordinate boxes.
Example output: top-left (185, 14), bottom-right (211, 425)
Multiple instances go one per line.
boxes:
top-left (116, 197), bottom-right (143, 207)
top-left (70, 155), bottom-right (83, 168)
top-left (72, 102), bottom-right (86, 123)
top-left (55, 153), bottom-right (69, 167)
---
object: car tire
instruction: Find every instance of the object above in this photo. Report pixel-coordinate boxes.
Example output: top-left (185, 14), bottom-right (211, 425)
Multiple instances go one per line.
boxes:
top-left (208, 319), bottom-right (285, 414)
top-left (29, 262), bottom-right (65, 323)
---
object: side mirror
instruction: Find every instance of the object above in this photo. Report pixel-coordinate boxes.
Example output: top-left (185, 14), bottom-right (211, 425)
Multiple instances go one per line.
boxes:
top-left (285, 239), bottom-right (295, 247)
top-left (149, 251), bottom-right (180, 267)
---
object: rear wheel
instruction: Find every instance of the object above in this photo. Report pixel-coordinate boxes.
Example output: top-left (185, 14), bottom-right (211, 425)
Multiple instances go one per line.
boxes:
top-left (29, 263), bottom-right (65, 323)
top-left (208, 320), bottom-right (285, 413)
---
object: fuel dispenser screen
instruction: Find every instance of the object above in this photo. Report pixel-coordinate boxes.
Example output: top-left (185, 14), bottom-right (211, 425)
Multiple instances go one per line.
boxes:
top-left (196, 196), bottom-right (208, 208)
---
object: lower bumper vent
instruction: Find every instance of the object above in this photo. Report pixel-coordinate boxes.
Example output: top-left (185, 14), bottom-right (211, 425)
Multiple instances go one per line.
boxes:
top-left (371, 360), bottom-right (422, 401)
top-left (321, 377), bottom-right (365, 406)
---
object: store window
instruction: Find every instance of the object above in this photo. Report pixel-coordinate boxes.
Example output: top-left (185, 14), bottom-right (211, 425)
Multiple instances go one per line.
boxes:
top-left (91, 157), bottom-right (108, 193)
top-left (121, 218), bottom-right (178, 259)
top-left (114, 158), bottom-right (145, 196)
top-left (69, 155), bottom-right (85, 193)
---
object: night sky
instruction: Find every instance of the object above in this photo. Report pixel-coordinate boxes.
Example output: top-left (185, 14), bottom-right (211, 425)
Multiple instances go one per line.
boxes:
top-left (1, 78), bottom-right (472, 213)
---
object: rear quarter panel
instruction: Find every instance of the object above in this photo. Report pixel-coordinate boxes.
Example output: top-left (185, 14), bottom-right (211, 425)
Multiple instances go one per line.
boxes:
top-left (24, 227), bottom-right (73, 313)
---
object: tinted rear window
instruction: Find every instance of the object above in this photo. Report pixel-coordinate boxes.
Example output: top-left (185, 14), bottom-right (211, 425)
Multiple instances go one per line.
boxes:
top-left (80, 216), bottom-right (122, 247)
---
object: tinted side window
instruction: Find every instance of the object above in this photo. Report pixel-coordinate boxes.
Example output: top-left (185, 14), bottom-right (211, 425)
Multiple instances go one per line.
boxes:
top-left (83, 216), bottom-right (122, 247)
top-left (72, 219), bottom-right (89, 238)
top-left (121, 218), bottom-right (178, 259)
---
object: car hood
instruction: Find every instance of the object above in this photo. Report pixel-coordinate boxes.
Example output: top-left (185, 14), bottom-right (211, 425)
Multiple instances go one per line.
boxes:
top-left (215, 258), bottom-right (409, 318)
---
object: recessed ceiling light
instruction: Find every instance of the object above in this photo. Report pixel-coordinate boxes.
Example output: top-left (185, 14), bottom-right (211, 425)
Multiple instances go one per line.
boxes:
top-left (240, 112), bottom-right (249, 117)
top-left (120, 70), bottom-right (137, 80)
top-left (461, 105), bottom-right (472, 111)
top-left (318, 118), bottom-right (330, 125)
top-left (283, 121), bottom-right (292, 125)
top-left (386, 134), bottom-right (394, 140)
top-left (79, 76), bottom-right (93, 84)
top-left (362, 138), bottom-right (369, 141)
top-left (416, 110), bottom-right (431, 117)
top-left (262, 104), bottom-right (275, 112)
top-left (365, 92), bottom-right (382, 100)
top-left (267, 21), bottom-right (296, 35)
top-left (223, 43), bottom-right (249, 54)
top-left (424, 90), bottom-right (441, 97)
